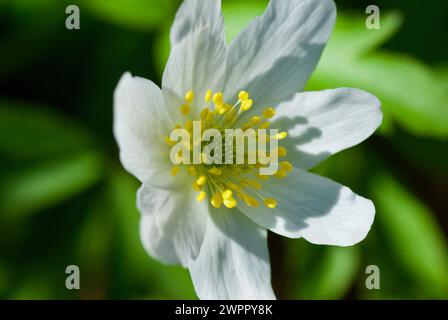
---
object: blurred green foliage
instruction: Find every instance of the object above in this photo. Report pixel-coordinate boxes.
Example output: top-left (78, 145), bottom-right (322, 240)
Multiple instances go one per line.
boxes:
top-left (0, 0), bottom-right (447, 299)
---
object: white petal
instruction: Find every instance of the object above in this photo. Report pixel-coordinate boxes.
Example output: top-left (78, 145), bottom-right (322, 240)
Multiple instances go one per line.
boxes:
top-left (138, 182), bottom-right (208, 267)
top-left (113, 72), bottom-right (177, 186)
top-left (238, 168), bottom-right (375, 246)
top-left (189, 208), bottom-right (275, 300)
top-left (163, 0), bottom-right (226, 116)
top-left (272, 88), bottom-right (382, 169)
top-left (223, 0), bottom-right (336, 107)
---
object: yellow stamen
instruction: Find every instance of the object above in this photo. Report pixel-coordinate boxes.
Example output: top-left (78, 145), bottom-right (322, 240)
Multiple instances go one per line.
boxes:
top-left (204, 90), bottom-right (212, 103)
top-left (187, 166), bottom-right (197, 176)
top-left (196, 191), bottom-right (206, 202)
top-left (238, 91), bottom-right (249, 101)
top-left (180, 104), bottom-right (190, 116)
top-left (196, 175), bottom-right (206, 186)
top-left (245, 195), bottom-right (259, 208)
top-left (185, 90), bottom-right (195, 104)
top-left (213, 92), bottom-right (223, 106)
top-left (249, 180), bottom-right (262, 190)
top-left (262, 107), bottom-right (276, 118)
top-left (222, 189), bottom-right (233, 200)
top-left (241, 99), bottom-right (253, 111)
top-left (200, 107), bottom-right (209, 119)
top-left (280, 161), bottom-right (293, 172)
top-left (273, 132), bottom-right (288, 140)
top-left (259, 122), bottom-right (271, 129)
top-left (171, 166), bottom-right (180, 176)
top-left (223, 197), bottom-right (237, 208)
top-left (278, 147), bottom-right (287, 157)
top-left (192, 181), bottom-right (202, 192)
top-left (274, 169), bottom-right (287, 179)
top-left (264, 198), bottom-right (277, 209)
top-left (209, 167), bottom-right (222, 175)
top-left (211, 192), bottom-right (223, 208)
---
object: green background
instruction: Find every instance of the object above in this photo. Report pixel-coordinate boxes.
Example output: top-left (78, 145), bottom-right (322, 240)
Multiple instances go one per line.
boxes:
top-left (0, 0), bottom-right (447, 299)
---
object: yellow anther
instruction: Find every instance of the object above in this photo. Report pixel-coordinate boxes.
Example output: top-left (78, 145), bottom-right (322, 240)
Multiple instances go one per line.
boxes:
top-left (264, 198), bottom-right (277, 209)
top-left (219, 104), bottom-right (232, 115)
top-left (262, 107), bottom-right (276, 118)
top-left (196, 191), bottom-right (206, 202)
top-left (238, 91), bottom-right (249, 101)
top-left (213, 92), bottom-right (223, 106)
top-left (249, 180), bottom-right (262, 190)
top-left (274, 169), bottom-right (287, 179)
top-left (200, 107), bottom-right (209, 119)
top-left (278, 147), bottom-right (287, 157)
top-left (228, 183), bottom-right (241, 191)
top-left (245, 195), bottom-right (259, 208)
top-left (222, 189), bottom-right (233, 200)
top-left (229, 168), bottom-right (241, 176)
top-left (280, 161), bottom-right (293, 172)
top-left (185, 120), bottom-right (193, 132)
top-left (206, 111), bottom-right (215, 122)
top-left (185, 90), bottom-right (195, 104)
top-left (273, 132), bottom-right (288, 140)
top-left (259, 122), bottom-right (271, 129)
top-left (164, 136), bottom-right (176, 146)
top-left (241, 99), bottom-right (253, 111)
top-left (180, 104), bottom-right (190, 116)
top-left (240, 180), bottom-right (250, 187)
top-left (223, 197), bottom-right (237, 208)
top-left (257, 174), bottom-right (270, 181)
top-left (187, 166), bottom-right (197, 176)
top-left (204, 90), bottom-right (212, 103)
top-left (174, 124), bottom-right (182, 129)
top-left (171, 166), bottom-right (180, 177)
top-left (201, 153), bottom-right (208, 164)
top-left (192, 181), bottom-right (202, 192)
top-left (209, 167), bottom-right (222, 175)
top-left (211, 192), bottom-right (223, 208)
top-left (196, 175), bottom-right (206, 186)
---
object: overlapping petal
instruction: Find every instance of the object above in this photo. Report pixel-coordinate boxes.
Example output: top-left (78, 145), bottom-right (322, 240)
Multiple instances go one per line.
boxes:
top-left (189, 208), bottom-right (275, 300)
top-left (271, 88), bottom-right (382, 169)
top-left (113, 72), bottom-right (174, 184)
top-left (138, 182), bottom-right (208, 267)
top-left (238, 168), bottom-right (375, 246)
top-left (162, 0), bottom-right (227, 117)
top-left (224, 0), bottom-right (336, 108)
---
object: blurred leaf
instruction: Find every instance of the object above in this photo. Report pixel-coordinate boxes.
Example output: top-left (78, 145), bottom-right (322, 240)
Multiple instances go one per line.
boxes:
top-left (82, 0), bottom-right (174, 32)
top-left (296, 246), bottom-right (360, 299)
top-left (108, 169), bottom-right (196, 299)
top-left (222, 0), bottom-right (267, 42)
top-left (370, 174), bottom-right (448, 298)
top-left (0, 100), bottom-right (96, 161)
top-left (75, 192), bottom-right (113, 299)
top-left (0, 0), bottom-right (63, 77)
top-left (308, 13), bottom-right (448, 138)
top-left (0, 151), bottom-right (104, 217)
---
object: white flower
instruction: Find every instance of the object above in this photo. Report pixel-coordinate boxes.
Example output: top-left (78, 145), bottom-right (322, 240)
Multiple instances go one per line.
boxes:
top-left (113, 0), bottom-right (382, 300)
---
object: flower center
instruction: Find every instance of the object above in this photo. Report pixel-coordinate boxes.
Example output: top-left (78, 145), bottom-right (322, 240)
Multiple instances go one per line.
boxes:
top-left (165, 89), bottom-right (293, 209)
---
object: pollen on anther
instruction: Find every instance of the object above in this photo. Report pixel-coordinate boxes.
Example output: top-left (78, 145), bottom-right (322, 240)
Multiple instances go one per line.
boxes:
top-left (196, 175), bottom-right (206, 186)
top-left (278, 147), bottom-right (287, 157)
top-left (263, 107), bottom-right (276, 118)
top-left (197, 191), bottom-right (206, 202)
top-left (241, 99), bottom-right (253, 111)
top-left (204, 90), bottom-right (212, 103)
top-left (264, 198), bottom-right (277, 209)
top-left (180, 104), bottom-right (190, 116)
top-left (171, 166), bottom-right (180, 176)
top-left (185, 90), bottom-right (195, 104)
top-left (238, 91), bottom-right (249, 101)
